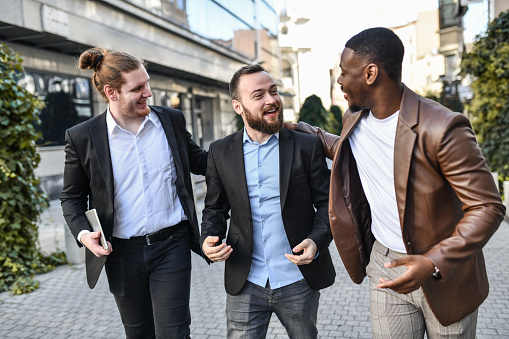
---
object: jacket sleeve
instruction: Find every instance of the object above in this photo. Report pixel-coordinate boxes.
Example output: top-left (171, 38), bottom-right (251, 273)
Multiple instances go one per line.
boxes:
top-left (199, 144), bottom-right (230, 262)
top-left (424, 113), bottom-right (506, 280)
top-left (186, 127), bottom-right (208, 176)
top-left (306, 136), bottom-right (333, 254)
top-left (60, 129), bottom-right (91, 246)
top-left (295, 122), bottom-right (340, 160)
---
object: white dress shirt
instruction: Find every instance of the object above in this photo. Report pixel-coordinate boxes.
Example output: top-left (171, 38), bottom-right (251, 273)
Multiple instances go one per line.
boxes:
top-left (78, 108), bottom-right (186, 242)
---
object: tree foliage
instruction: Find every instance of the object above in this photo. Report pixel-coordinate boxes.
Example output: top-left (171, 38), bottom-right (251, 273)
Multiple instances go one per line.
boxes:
top-left (328, 105), bottom-right (343, 136)
top-left (0, 43), bottom-right (65, 295)
top-left (461, 10), bottom-right (509, 182)
top-left (298, 94), bottom-right (329, 129)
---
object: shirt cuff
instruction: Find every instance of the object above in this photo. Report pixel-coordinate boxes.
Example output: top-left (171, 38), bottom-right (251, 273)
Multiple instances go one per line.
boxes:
top-left (77, 230), bottom-right (91, 244)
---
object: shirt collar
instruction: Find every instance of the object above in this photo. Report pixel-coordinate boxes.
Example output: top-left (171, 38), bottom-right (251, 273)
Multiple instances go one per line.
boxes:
top-left (242, 128), bottom-right (279, 145)
top-left (106, 105), bottom-right (158, 136)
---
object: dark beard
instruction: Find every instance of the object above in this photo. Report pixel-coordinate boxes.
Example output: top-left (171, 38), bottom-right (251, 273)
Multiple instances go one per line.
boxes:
top-left (348, 104), bottom-right (362, 112)
top-left (243, 105), bottom-right (283, 135)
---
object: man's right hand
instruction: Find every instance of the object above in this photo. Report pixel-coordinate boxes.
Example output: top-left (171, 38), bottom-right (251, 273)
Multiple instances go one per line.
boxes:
top-left (81, 231), bottom-right (113, 258)
top-left (202, 236), bottom-right (232, 262)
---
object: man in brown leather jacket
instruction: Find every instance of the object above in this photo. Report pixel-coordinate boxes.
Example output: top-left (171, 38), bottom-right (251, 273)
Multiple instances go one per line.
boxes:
top-left (289, 27), bottom-right (506, 338)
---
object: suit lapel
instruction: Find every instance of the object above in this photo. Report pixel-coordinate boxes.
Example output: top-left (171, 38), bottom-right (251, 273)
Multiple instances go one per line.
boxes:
top-left (279, 129), bottom-right (294, 211)
top-left (394, 85), bottom-right (419, 228)
top-left (153, 107), bottom-right (185, 182)
top-left (90, 112), bottom-right (114, 205)
top-left (231, 131), bottom-right (251, 212)
top-left (343, 110), bottom-right (367, 139)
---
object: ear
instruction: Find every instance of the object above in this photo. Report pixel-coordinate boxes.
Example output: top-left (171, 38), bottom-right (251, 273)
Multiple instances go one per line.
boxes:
top-left (104, 85), bottom-right (117, 101)
top-left (232, 100), bottom-right (243, 116)
top-left (365, 64), bottom-right (378, 85)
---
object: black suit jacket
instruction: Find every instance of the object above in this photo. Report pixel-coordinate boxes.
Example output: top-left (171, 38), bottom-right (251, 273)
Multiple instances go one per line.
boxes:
top-left (200, 128), bottom-right (335, 295)
top-left (61, 106), bottom-right (207, 288)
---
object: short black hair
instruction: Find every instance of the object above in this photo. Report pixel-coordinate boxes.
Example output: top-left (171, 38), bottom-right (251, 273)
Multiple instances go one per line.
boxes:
top-left (345, 27), bottom-right (404, 83)
top-left (229, 64), bottom-right (266, 101)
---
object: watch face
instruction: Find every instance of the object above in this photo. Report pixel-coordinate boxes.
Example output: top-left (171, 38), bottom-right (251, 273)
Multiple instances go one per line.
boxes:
top-left (432, 268), bottom-right (442, 280)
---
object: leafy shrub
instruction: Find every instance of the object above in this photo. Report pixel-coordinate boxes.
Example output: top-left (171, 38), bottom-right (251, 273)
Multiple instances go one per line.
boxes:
top-left (0, 43), bottom-right (66, 295)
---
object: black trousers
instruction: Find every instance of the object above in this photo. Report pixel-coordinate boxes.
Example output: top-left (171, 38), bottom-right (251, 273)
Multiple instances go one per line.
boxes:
top-left (105, 223), bottom-right (191, 339)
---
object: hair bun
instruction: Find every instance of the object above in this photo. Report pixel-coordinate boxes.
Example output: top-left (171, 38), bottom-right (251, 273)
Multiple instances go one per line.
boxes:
top-left (91, 54), bottom-right (103, 71)
top-left (78, 48), bottom-right (106, 71)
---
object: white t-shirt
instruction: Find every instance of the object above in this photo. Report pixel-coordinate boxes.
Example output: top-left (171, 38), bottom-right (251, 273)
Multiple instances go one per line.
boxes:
top-left (349, 111), bottom-right (406, 253)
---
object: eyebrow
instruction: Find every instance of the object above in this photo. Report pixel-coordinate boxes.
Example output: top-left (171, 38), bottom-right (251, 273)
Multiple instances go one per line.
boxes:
top-left (128, 78), bottom-right (150, 92)
top-left (250, 83), bottom-right (277, 96)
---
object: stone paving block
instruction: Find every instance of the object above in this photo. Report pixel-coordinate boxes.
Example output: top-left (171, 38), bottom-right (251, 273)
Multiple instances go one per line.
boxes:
top-left (192, 335), bottom-right (210, 339)
top-left (480, 328), bottom-right (499, 335)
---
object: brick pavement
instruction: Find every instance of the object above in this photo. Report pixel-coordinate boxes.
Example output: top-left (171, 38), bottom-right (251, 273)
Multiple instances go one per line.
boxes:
top-left (0, 200), bottom-right (507, 338)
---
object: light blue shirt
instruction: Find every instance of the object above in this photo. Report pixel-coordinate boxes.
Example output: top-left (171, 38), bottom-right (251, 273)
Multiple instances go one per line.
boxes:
top-left (243, 129), bottom-right (304, 289)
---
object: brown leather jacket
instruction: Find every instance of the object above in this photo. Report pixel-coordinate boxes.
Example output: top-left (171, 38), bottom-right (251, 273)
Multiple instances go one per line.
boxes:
top-left (296, 85), bottom-right (506, 326)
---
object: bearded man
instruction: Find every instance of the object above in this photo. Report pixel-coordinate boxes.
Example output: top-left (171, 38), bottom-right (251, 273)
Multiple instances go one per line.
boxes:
top-left (200, 64), bottom-right (336, 339)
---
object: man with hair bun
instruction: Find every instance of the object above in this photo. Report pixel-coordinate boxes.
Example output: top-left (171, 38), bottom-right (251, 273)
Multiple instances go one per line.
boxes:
top-left (61, 47), bottom-right (207, 338)
top-left (287, 27), bottom-right (506, 338)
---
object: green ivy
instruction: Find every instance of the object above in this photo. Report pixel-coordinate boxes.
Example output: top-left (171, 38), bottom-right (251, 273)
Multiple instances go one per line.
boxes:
top-left (462, 10), bottom-right (509, 184)
top-left (0, 43), bottom-right (66, 295)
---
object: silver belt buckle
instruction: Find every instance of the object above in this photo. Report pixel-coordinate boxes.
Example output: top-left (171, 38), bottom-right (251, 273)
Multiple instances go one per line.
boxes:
top-left (145, 232), bottom-right (160, 246)
top-left (145, 234), bottom-right (152, 245)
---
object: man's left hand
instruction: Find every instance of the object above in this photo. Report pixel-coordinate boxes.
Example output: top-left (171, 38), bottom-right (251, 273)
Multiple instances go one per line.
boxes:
top-left (285, 238), bottom-right (317, 265)
top-left (377, 254), bottom-right (436, 294)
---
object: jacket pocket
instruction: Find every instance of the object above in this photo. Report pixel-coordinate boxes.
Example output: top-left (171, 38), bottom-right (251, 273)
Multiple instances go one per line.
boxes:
top-left (226, 233), bottom-right (240, 246)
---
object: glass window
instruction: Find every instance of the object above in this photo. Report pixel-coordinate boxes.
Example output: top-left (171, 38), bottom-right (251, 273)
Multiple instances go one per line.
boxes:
top-left (214, 0), bottom-right (255, 27)
top-left (187, 0), bottom-right (257, 58)
top-left (439, 0), bottom-right (460, 29)
top-left (121, 0), bottom-right (280, 61)
top-left (176, 0), bottom-right (185, 10)
top-left (257, 0), bottom-right (278, 36)
top-left (18, 72), bottom-right (93, 147)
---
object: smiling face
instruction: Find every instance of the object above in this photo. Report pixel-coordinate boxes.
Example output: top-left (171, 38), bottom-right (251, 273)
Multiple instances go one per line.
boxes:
top-left (111, 64), bottom-right (152, 120)
top-left (337, 48), bottom-right (371, 112)
top-left (233, 71), bottom-right (283, 141)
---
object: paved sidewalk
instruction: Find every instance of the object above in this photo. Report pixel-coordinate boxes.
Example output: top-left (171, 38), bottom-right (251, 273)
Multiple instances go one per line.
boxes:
top-left (0, 200), bottom-right (508, 338)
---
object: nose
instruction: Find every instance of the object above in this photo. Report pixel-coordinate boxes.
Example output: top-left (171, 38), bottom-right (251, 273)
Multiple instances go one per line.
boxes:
top-left (265, 92), bottom-right (277, 105)
top-left (337, 75), bottom-right (343, 86)
top-left (144, 82), bottom-right (152, 97)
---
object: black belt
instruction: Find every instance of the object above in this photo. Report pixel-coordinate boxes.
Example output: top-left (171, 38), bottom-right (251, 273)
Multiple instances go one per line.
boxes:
top-left (113, 220), bottom-right (188, 246)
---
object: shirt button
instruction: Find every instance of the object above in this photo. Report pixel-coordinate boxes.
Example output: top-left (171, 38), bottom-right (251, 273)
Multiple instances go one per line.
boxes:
top-left (267, 261), bottom-right (270, 264)
top-left (264, 241), bottom-right (267, 244)
top-left (258, 163), bottom-right (261, 167)
top-left (260, 201), bottom-right (263, 205)
top-left (262, 221), bottom-right (265, 225)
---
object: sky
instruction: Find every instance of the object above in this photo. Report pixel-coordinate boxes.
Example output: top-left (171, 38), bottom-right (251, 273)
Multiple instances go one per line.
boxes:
top-left (276, 0), bottom-right (490, 61)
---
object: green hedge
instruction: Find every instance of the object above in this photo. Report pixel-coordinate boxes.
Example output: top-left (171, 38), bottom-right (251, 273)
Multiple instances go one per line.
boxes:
top-left (0, 43), bottom-right (66, 295)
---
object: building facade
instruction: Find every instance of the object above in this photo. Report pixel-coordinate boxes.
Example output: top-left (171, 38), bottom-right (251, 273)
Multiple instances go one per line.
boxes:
top-left (277, 0), bottom-right (334, 121)
top-left (392, 9), bottom-right (445, 97)
top-left (0, 0), bottom-right (280, 199)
